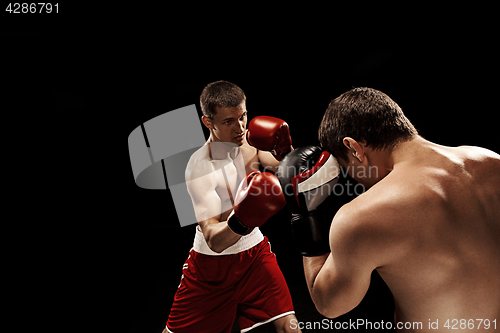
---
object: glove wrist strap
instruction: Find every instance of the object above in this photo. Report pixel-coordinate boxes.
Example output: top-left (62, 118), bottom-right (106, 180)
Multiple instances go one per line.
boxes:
top-left (227, 214), bottom-right (252, 236)
top-left (291, 211), bottom-right (331, 256)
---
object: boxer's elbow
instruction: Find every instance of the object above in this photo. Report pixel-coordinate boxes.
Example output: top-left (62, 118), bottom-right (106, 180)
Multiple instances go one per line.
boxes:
top-left (309, 274), bottom-right (361, 319)
top-left (201, 219), bottom-right (241, 253)
top-left (315, 302), bottom-right (347, 319)
top-left (310, 287), bottom-right (344, 319)
top-left (313, 293), bottom-right (355, 319)
top-left (205, 231), bottom-right (233, 253)
top-left (208, 236), bottom-right (239, 253)
top-left (317, 285), bottom-right (368, 319)
top-left (207, 240), bottom-right (226, 253)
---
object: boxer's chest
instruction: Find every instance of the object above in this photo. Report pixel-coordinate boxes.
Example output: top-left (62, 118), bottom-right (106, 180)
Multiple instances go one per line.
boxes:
top-left (212, 145), bottom-right (260, 208)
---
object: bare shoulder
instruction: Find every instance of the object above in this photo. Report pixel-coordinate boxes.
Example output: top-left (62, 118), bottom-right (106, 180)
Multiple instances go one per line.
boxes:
top-left (239, 141), bottom-right (259, 158)
top-left (185, 144), bottom-right (212, 181)
top-left (239, 140), bottom-right (258, 155)
top-left (333, 174), bottom-right (422, 230)
top-left (457, 145), bottom-right (500, 169)
top-left (184, 145), bottom-right (223, 221)
top-left (330, 178), bottom-right (424, 267)
top-left (457, 145), bottom-right (500, 182)
top-left (458, 145), bottom-right (500, 160)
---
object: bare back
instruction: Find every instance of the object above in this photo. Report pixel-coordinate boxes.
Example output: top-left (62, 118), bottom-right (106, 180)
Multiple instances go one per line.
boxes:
top-left (360, 144), bottom-right (500, 331)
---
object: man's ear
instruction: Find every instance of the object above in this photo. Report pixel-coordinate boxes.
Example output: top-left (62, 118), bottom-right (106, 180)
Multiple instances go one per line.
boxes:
top-left (201, 116), bottom-right (212, 129)
top-left (343, 137), bottom-right (365, 162)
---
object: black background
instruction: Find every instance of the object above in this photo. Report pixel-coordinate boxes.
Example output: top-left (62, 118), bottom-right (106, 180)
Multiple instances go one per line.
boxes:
top-left (3, 5), bottom-right (498, 333)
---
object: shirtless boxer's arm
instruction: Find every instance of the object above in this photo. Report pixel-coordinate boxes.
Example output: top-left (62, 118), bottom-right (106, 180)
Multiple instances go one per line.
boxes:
top-left (192, 169), bottom-right (286, 252)
top-left (278, 146), bottom-right (374, 317)
top-left (199, 216), bottom-right (241, 254)
top-left (303, 207), bottom-right (375, 318)
top-left (304, 195), bottom-right (403, 318)
top-left (186, 159), bottom-right (241, 253)
top-left (257, 150), bottom-right (280, 173)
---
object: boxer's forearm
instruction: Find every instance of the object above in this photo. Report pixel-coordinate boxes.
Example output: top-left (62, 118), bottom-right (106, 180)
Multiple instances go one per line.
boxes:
top-left (303, 253), bottom-right (330, 298)
top-left (257, 150), bottom-right (280, 173)
top-left (200, 218), bottom-right (242, 253)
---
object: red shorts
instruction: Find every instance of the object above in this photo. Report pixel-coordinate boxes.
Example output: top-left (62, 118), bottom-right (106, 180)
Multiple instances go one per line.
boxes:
top-left (166, 237), bottom-right (294, 333)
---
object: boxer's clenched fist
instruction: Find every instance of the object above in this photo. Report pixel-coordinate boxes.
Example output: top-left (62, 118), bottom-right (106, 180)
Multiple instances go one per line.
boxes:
top-left (227, 171), bottom-right (286, 235)
top-left (246, 116), bottom-right (293, 161)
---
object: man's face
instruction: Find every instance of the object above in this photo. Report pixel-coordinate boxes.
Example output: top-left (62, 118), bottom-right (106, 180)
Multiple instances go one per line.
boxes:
top-left (206, 101), bottom-right (248, 146)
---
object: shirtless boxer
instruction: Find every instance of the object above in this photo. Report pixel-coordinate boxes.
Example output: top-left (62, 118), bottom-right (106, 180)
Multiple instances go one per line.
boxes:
top-left (278, 87), bottom-right (500, 332)
top-left (165, 81), bottom-right (300, 333)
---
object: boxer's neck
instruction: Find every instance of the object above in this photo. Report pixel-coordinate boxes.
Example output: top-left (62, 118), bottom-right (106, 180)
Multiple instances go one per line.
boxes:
top-left (390, 135), bottom-right (430, 167)
top-left (208, 132), bottom-right (238, 160)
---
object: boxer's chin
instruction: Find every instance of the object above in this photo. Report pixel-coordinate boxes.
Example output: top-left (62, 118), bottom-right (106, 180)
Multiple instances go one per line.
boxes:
top-left (233, 134), bottom-right (245, 145)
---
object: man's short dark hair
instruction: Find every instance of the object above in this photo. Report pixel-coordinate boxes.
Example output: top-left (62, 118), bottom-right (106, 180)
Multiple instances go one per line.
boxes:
top-left (319, 87), bottom-right (418, 161)
top-left (200, 80), bottom-right (246, 118)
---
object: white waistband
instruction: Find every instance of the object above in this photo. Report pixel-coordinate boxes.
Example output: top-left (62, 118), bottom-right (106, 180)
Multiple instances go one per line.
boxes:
top-left (193, 225), bottom-right (264, 256)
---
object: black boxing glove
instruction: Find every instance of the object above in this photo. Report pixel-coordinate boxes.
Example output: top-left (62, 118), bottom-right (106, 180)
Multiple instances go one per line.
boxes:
top-left (277, 146), bottom-right (355, 256)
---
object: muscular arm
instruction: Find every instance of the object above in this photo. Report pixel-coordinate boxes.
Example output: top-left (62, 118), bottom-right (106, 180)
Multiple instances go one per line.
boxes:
top-left (303, 208), bottom-right (374, 318)
top-left (258, 150), bottom-right (280, 173)
top-left (198, 215), bottom-right (241, 253)
top-left (303, 253), bottom-right (330, 302)
top-left (186, 159), bottom-right (241, 253)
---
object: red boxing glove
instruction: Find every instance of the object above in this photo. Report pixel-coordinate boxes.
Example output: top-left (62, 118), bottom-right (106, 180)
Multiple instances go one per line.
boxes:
top-left (246, 116), bottom-right (293, 161)
top-left (227, 171), bottom-right (286, 235)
